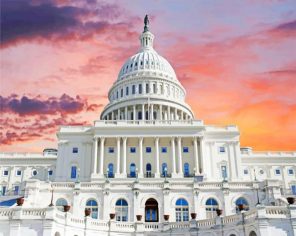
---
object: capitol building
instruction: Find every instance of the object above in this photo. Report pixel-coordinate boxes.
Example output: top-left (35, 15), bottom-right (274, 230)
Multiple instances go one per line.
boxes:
top-left (0, 16), bottom-right (296, 236)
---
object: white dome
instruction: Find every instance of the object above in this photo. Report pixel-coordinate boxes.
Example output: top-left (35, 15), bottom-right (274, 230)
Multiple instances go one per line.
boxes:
top-left (117, 49), bottom-right (177, 82)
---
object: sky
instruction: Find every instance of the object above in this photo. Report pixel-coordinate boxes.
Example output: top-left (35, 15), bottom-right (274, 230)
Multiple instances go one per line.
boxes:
top-left (1, 0), bottom-right (296, 152)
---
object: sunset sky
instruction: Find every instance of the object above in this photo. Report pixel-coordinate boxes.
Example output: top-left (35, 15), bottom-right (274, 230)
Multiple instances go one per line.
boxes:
top-left (1, 0), bottom-right (295, 152)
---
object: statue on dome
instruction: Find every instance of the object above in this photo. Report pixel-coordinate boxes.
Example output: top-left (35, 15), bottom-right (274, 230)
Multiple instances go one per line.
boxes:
top-left (144, 14), bottom-right (149, 32)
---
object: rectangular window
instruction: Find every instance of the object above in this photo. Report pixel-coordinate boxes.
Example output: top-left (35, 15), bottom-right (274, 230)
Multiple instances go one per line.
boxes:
top-left (71, 166), bottom-right (77, 179)
top-left (14, 186), bottom-right (19, 195)
top-left (139, 84), bottom-right (142, 94)
top-left (153, 84), bottom-right (156, 93)
top-left (121, 89), bottom-right (123, 97)
top-left (72, 147), bottom-right (78, 153)
top-left (161, 147), bottom-right (167, 153)
top-left (130, 147), bottom-right (136, 153)
top-left (2, 186), bottom-right (6, 196)
top-left (183, 147), bottom-right (189, 153)
top-left (292, 185), bottom-right (296, 195)
top-left (146, 147), bottom-right (152, 153)
top-left (108, 147), bottom-right (114, 153)
top-left (3, 170), bottom-right (9, 176)
top-left (126, 87), bottom-right (129, 95)
top-left (132, 85), bottom-right (135, 94)
top-left (288, 169), bottom-right (294, 175)
top-left (48, 170), bottom-right (53, 176)
top-left (221, 165), bottom-right (227, 179)
top-left (16, 170), bottom-right (22, 176)
top-left (275, 169), bottom-right (281, 175)
top-left (116, 91), bottom-right (119, 99)
top-left (243, 169), bottom-right (249, 175)
top-left (219, 147), bottom-right (225, 153)
top-left (146, 83), bottom-right (149, 93)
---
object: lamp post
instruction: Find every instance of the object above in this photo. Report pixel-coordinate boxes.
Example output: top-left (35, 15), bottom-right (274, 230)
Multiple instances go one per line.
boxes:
top-left (253, 169), bottom-right (260, 205)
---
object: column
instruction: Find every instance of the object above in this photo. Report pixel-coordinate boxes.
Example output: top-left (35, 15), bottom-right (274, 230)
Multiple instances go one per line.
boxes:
top-left (133, 105), bottom-right (136, 121)
top-left (160, 105), bottom-right (163, 120)
top-left (139, 137), bottom-right (144, 177)
top-left (116, 137), bottom-right (121, 176)
top-left (111, 111), bottom-right (114, 120)
top-left (177, 137), bottom-right (183, 175)
top-left (151, 104), bottom-right (154, 120)
top-left (122, 137), bottom-right (127, 176)
top-left (125, 106), bottom-right (128, 120)
top-left (117, 109), bottom-right (120, 120)
top-left (168, 106), bottom-right (171, 120)
top-left (93, 138), bottom-right (98, 175)
top-left (155, 137), bottom-right (160, 177)
top-left (226, 143), bottom-right (234, 181)
top-left (199, 137), bottom-right (205, 174)
top-left (171, 138), bottom-right (177, 176)
top-left (142, 104), bottom-right (145, 120)
top-left (99, 137), bottom-right (105, 176)
top-left (180, 111), bottom-right (184, 120)
top-left (193, 137), bottom-right (200, 175)
top-left (174, 108), bottom-right (177, 120)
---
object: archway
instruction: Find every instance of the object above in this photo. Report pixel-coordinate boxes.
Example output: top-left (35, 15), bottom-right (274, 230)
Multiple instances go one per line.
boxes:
top-left (145, 198), bottom-right (159, 222)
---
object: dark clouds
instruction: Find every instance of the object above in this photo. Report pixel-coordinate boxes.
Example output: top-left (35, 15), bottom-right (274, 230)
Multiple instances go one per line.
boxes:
top-left (0, 0), bottom-right (118, 46)
top-left (0, 94), bottom-right (87, 115)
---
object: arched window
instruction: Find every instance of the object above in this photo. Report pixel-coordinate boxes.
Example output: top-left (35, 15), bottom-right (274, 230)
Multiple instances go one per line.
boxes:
top-left (86, 199), bottom-right (98, 219)
top-left (108, 163), bottom-right (114, 178)
top-left (175, 198), bottom-right (189, 222)
top-left (162, 163), bottom-right (167, 177)
top-left (56, 198), bottom-right (68, 212)
top-left (205, 198), bottom-right (219, 218)
top-left (249, 231), bottom-right (257, 236)
top-left (132, 85), bottom-right (136, 94)
top-left (70, 166), bottom-right (77, 179)
top-left (146, 163), bottom-right (152, 177)
top-left (115, 199), bottom-right (128, 221)
top-left (130, 163), bottom-right (136, 177)
top-left (184, 163), bottom-right (190, 177)
top-left (235, 197), bottom-right (249, 211)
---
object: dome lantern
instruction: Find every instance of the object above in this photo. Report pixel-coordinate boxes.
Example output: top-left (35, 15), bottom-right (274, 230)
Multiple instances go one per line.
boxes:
top-left (140, 15), bottom-right (154, 50)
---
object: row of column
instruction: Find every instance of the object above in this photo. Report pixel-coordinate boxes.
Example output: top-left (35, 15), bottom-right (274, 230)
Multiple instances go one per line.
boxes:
top-left (103, 104), bottom-right (191, 121)
top-left (92, 136), bottom-right (203, 178)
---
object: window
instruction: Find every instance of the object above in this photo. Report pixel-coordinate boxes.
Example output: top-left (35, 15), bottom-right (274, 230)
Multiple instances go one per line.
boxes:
top-left (139, 84), bottom-right (142, 94)
top-left (219, 146), bottom-right (225, 153)
top-left (14, 186), bottom-right (19, 195)
top-left (32, 170), bottom-right (38, 176)
top-left (153, 84), bottom-right (156, 93)
top-left (72, 147), bottom-right (78, 153)
top-left (184, 163), bottom-right (190, 177)
top-left (146, 163), bottom-right (152, 177)
top-left (16, 170), bottom-right (22, 176)
top-left (116, 91), bottom-right (118, 99)
top-left (3, 170), bottom-right (9, 176)
top-left (275, 169), bottom-right (281, 175)
top-left (288, 169), bottom-right (294, 175)
top-left (146, 147), bottom-right (152, 153)
top-left (235, 197), bottom-right (249, 212)
top-left (221, 165), bottom-right (227, 179)
top-left (108, 147), bottom-right (114, 153)
top-left (162, 163), bottom-right (167, 177)
top-left (138, 111), bottom-right (142, 120)
top-left (126, 87), bottom-right (129, 95)
top-left (86, 199), bottom-right (98, 219)
top-left (56, 198), bottom-right (68, 211)
top-left (175, 198), bottom-right (189, 222)
top-left (115, 199), bottom-right (128, 221)
top-left (1, 186), bottom-right (6, 196)
top-left (183, 147), bottom-right (189, 153)
top-left (161, 147), bottom-right (167, 153)
top-left (146, 83), bottom-right (149, 93)
top-left (130, 147), bottom-right (136, 153)
top-left (48, 170), bottom-right (53, 176)
top-left (244, 169), bottom-right (249, 175)
top-left (71, 166), bottom-right (77, 179)
top-left (291, 185), bottom-right (296, 195)
top-left (132, 85), bottom-right (135, 94)
top-left (130, 163), bottom-right (136, 177)
top-left (121, 89), bottom-right (123, 97)
top-left (205, 198), bottom-right (219, 218)
top-left (107, 163), bottom-right (114, 178)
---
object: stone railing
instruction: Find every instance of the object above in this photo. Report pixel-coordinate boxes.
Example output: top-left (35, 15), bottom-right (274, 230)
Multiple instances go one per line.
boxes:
top-left (1, 205), bottom-right (295, 233)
